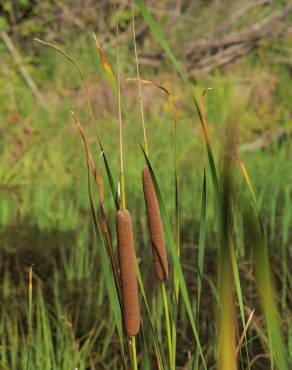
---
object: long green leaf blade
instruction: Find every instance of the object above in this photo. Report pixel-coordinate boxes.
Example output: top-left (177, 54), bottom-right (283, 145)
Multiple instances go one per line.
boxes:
top-left (141, 147), bottom-right (207, 370)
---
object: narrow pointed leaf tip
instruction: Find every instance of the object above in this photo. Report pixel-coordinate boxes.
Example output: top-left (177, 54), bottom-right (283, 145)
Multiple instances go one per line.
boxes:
top-left (93, 33), bottom-right (115, 82)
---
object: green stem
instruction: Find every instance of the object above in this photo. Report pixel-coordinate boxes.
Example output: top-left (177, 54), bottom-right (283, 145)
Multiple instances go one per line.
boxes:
top-left (28, 266), bottom-right (33, 337)
top-left (171, 272), bottom-right (179, 368)
top-left (115, 0), bottom-right (126, 210)
top-left (131, 336), bottom-right (138, 370)
top-left (162, 281), bottom-right (172, 369)
top-left (26, 265), bottom-right (33, 369)
top-left (120, 171), bottom-right (126, 209)
top-left (131, 0), bottom-right (148, 158)
top-left (171, 96), bottom-right (180, 369)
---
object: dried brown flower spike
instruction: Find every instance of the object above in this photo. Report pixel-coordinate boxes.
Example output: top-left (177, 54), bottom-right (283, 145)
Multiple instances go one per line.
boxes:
top-left (116, 209), bottom-right (140, 337)
top-left (142, 165), bottom-right (168, 280)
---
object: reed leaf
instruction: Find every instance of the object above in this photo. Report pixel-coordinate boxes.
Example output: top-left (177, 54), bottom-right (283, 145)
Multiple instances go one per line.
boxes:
top-left (141, 147), bottom-right (207, 370)
top-left (134, 0), bottom-right (187, 84)
top-left (239, 160), bottom-right (288, 370)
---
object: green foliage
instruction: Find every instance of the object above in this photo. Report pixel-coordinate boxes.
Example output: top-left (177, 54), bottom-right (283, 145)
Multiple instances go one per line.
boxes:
top-left (0, 1), bottom-right (291, 369)
top-left (0, 16), bottom-right (8, 30)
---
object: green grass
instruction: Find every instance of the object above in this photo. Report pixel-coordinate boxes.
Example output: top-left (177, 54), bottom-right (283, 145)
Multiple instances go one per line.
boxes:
top-left (0, 3), bottom-right (291, 368)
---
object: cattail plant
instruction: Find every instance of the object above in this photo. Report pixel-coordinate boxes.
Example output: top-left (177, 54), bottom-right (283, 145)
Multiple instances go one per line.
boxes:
top-left (130, 2), bottom-right (169, 282)
top-left (114, 3), bottom-right (140, 368)
top-left (130, 2), bottom-right (173, 368)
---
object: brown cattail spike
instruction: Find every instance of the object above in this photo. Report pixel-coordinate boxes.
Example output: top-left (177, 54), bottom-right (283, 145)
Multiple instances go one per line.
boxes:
top-left (116, 209), bottom-right (140, 337)
top-left (142, 165), bottom-right (168, 280)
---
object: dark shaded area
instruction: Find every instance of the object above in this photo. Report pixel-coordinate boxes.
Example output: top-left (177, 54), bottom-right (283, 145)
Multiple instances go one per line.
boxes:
top-left (0, 220), bottom-right (101, 330)
top-left (0, 220), bottom-right (76, 282)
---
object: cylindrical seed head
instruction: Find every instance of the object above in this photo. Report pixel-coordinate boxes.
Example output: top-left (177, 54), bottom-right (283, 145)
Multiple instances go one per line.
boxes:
top-left (116, 209), bottom-right (140, 337)
top-left (142, 165), bottom-right (168, 280)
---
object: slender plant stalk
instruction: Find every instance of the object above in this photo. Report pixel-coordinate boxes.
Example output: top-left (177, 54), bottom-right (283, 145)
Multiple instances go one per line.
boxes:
top-left (193, 99), bottom-right (207, 370)
top-left (196, 91), bottom-right (208, 315)
top-left (71, 111), bottom-right (123, 304)
top-left (128, 77), bottom-right (176, 368)
top-left (83, 141), bottom-right (128, 369)
top-left (131, 336), bottom-right (138, 370)
top-left (161, 281), bottom-right (173, 370)
top-left (127, 79), bottom-right (175, 369)
top-left (115, 11), bottom-right (125, 210)
top-left (25, 265), bottom-right (33, 370)
top-left (135, 262), bottom-right (165, 370)
top-left (131, 4), bottom-right (171, 368)
top-left (28, 265), bottom-right (33, 337)
top-left (170, 95), bottom-right (180, 369)
top-left (93, 28), bottom-right (163, 368)
top-left (115, 3), bottom-right (138, 368)
top-left (131, 0), bottom-right (148, 156)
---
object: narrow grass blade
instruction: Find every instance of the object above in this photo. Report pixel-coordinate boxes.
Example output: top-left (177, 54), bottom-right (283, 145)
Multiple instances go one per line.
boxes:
top-left (98, 138), bottom-right (119, 209)
top-left (93, 33), bottom-right (128, 119)
top-left (235, 309), bottom-right (255, 357)
top-left (88, 163), bottom-right (127, 368)
top-left (33, 38), bottom-right (95, 123)
top-left (192, 169), bottom-right (207, 370)
top-left (93, 33), bottom-right (116, 89)
top-left (141, 147), bottom-right (207, 370)
top-left (239, 162), bottom-right (289, 370)
top-left (140, 324), bottom-right (151, 370)
top-left (135, 262), bottom-right (165, 369)
top-left (71, 112), bottom-right (122, 302)
top-left (218, 236), bottom-right (237, 370)
top-left (172, 95), bottom-right (180, 370)
top-left (195, 103), bottom-right (251, 368)
top-left (197, 169), bottom-right (206, 314)
top-left (134, 0), bottom-right (187, 84)
top-left (72, 113), bottom-right (127, 368)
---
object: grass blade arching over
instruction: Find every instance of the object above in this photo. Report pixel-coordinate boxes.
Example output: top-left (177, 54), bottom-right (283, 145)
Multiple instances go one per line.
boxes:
top-left (134, 0), bottom-right (187, 84)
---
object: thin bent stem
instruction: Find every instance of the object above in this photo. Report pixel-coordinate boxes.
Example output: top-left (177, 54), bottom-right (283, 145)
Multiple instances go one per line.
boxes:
top-left (131, 0), bottom-right (148, 156)
top-left (162, 281), bottom-right (173, 370)
top-left (33, 38), bottom-right (95, 123)
top-left (115, 1), bottom-right (126, 210)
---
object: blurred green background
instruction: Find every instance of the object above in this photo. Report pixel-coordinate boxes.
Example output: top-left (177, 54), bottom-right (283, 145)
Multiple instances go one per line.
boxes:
top-left (0, 1), bottom-right (291, 369)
